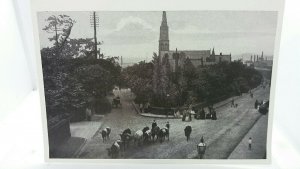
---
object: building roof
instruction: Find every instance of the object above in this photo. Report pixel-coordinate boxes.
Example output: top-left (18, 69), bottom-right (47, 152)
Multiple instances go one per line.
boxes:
top-left (169, 50), bottom-right (210, 59)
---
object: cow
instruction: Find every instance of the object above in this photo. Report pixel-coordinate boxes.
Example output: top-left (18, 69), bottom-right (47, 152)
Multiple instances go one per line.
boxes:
top-left (144, 129), bottom-right (152, 143)
top-left (107, 140), bottom-right (122, 158)
top-left (151, 126), bottom-right (160, 141)
top-left (101, 127), bottom-right (111, 142)
top-left (184, 126), bottom-right (192, 141)
top-left (119, 128), bottom-right (132, 150)
top-left (133, 130), bottom-right (144, 146)
top-left (142, 126), bottom-right (151, 143)
top-left (157, 127), bottom-right (169, 143)
top-left (106, 127), bottom-right (111, 139)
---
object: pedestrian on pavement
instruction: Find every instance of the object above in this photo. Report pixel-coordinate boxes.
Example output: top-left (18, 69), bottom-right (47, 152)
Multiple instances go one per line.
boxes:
top-left (85, 107), bottom-right (92, 121)
top-left (231, 99), bottom-right (235, 107)
top-left (255, 100), bottom-right (259, 109)
top-left (139, 103), bottom-right (144, 113)
top-left (248, 137), bottom-right (252, 150)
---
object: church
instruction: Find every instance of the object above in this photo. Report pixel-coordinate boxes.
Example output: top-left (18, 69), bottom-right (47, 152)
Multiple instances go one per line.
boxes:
top-left (158, 11), bottom-right (231, 72)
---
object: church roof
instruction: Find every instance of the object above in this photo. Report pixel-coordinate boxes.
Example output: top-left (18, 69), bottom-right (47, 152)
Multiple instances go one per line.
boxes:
top-left (169, 50), bottom-right (210, 59)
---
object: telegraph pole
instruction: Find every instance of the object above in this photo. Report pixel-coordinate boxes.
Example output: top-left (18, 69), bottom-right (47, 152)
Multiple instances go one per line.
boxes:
top-left (90, 11), bottom-right (99, 59)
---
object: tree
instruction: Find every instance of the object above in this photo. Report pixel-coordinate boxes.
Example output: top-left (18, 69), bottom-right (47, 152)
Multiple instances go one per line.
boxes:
top-left (61, 38), bottom-right (94, 58)
top-left (43, 15), bottom-right (76, 57)
top-left (122, 61), bottom-right (153, 104)
top-left (183, 57), bottom-right (197, 89)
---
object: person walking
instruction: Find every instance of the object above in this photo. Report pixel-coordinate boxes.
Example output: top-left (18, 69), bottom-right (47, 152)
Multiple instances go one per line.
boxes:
top-left (139, 103), bottom-right (144, 113)
top-left (197, 136), bottom-right (206, 159)
top-left (152, 120), bottom-right (157, 129)
top-left (248, 137), bottom-right (252, 150)
top-left (85, 107), bottom-right (92, 121)
top-left (166, 121), bottom-right (170, 131)
top-left (255, 100), bottom-right (259, 109)
top-left (189, 111), bottom-right (192, 121)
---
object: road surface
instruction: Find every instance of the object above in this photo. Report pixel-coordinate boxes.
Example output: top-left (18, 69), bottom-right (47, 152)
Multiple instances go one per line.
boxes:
top-left (78, 86), bottom-right (270, 159)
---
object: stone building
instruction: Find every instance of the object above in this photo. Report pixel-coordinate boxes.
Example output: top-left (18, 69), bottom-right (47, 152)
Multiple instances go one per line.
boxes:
top-left (158, 11), bottom-right (231, 72)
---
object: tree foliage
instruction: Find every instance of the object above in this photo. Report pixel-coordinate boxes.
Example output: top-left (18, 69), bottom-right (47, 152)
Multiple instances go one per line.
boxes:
top-left (122, 61), bottom-right (153, 104)
top-left (41, 15), bottom-right (121, 122)
top-left (123, 58), bottom-right (262, 108)
top-left (43, 15), bottom-right (76, 57)
top-left (42, 47), bottom-right (121, 121)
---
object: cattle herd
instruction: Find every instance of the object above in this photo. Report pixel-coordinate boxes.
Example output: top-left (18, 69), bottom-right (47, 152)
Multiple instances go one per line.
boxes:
top-left (104, 120), bottom-right (197, 158)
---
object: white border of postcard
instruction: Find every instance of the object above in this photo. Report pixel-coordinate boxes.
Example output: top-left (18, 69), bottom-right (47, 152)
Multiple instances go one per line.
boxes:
top-left (30, 0), bottom-right (285, 164)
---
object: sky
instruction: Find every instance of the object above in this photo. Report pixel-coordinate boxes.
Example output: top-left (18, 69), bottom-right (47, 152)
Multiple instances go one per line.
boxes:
top-left (38, 11), bottom-right (278, 63)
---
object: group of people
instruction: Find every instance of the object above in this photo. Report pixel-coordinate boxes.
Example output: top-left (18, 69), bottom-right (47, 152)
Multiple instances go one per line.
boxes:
top-left (194, 106), bottom-right (217, 120)
top-left (181, 108), bottom-right (194, 121)
top-left (173, 106), bottom-right (217, 121)
top-left (152, 120), bottom-right (170, 131)
top-left (139, 102), bottom-right (150, 113)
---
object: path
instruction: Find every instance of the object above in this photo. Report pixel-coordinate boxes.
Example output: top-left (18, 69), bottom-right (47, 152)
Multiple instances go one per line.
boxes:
top-left (70, 114), bottom-right (104, 139)
top-left (228, 114), bottom-right (268, 159)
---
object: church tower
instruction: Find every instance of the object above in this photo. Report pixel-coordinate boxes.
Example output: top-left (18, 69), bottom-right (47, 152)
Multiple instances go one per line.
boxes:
top-left (159, 11), bottom-right (169, 56)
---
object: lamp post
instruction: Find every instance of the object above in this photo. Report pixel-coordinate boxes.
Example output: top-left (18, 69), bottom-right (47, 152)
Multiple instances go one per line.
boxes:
top-left (166, 94), bottom-right (170, 117)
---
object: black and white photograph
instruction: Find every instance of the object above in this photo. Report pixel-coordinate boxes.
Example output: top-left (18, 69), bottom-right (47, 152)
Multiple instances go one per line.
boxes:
top-left (37, 10), bottom-right (278, 160)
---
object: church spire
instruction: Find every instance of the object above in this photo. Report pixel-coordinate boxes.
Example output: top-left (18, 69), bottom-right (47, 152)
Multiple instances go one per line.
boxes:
top-left (212, 47), bottom-right (215, 56)
top-left (159, 11), bottom-right (169, 55)
top-left (161, 11), bottom-right (168, 26)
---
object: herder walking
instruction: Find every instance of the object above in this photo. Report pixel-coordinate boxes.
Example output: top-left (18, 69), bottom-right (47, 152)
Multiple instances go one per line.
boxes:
top-left (248, 137), bottom-right (252, 150)
top-left (166, 121), bottom-right (170, 130)
top-left (152, 120), bottom-right (157, 129)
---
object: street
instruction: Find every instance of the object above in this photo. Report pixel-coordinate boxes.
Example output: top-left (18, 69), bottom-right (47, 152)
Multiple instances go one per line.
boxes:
top-left (77, 85), bottom-right (270, 159)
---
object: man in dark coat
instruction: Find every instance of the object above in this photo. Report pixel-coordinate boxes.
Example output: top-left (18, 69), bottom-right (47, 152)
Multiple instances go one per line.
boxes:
top-left (255, 100), bottom-right (259, 109)
top-left (152, 120), bottom-right (157, 129)
top-left (184, 126), bottom-right (192, 141)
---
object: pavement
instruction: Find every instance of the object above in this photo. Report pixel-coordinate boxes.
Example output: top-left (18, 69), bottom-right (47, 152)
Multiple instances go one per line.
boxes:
top-left (228, 114), bottom-right (268, 159)
top-left (50, 137), bottom-right (86, 158)
top-left (51, 114), bottom-right (104, 158)
top-left (70, 114), bottom-right (104, 139)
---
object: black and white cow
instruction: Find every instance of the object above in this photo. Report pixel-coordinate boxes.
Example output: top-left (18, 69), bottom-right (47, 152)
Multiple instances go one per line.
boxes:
top-left (151, 126), bottom-right (160, 142)
top-left (184, 126), bottom-right (192, 141)
top-left (142, 126), bottom-right (151, 143)
top-left (101, 127), bottom-right (111, 142)
top-left (157, 127), bottom-right (169, 143)
top-left (133, 130), bottom-right (144, 146)
top-left (106, 140), bottom-right (122, 158)
top-left (119, 128), bottom-right (132, 150)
